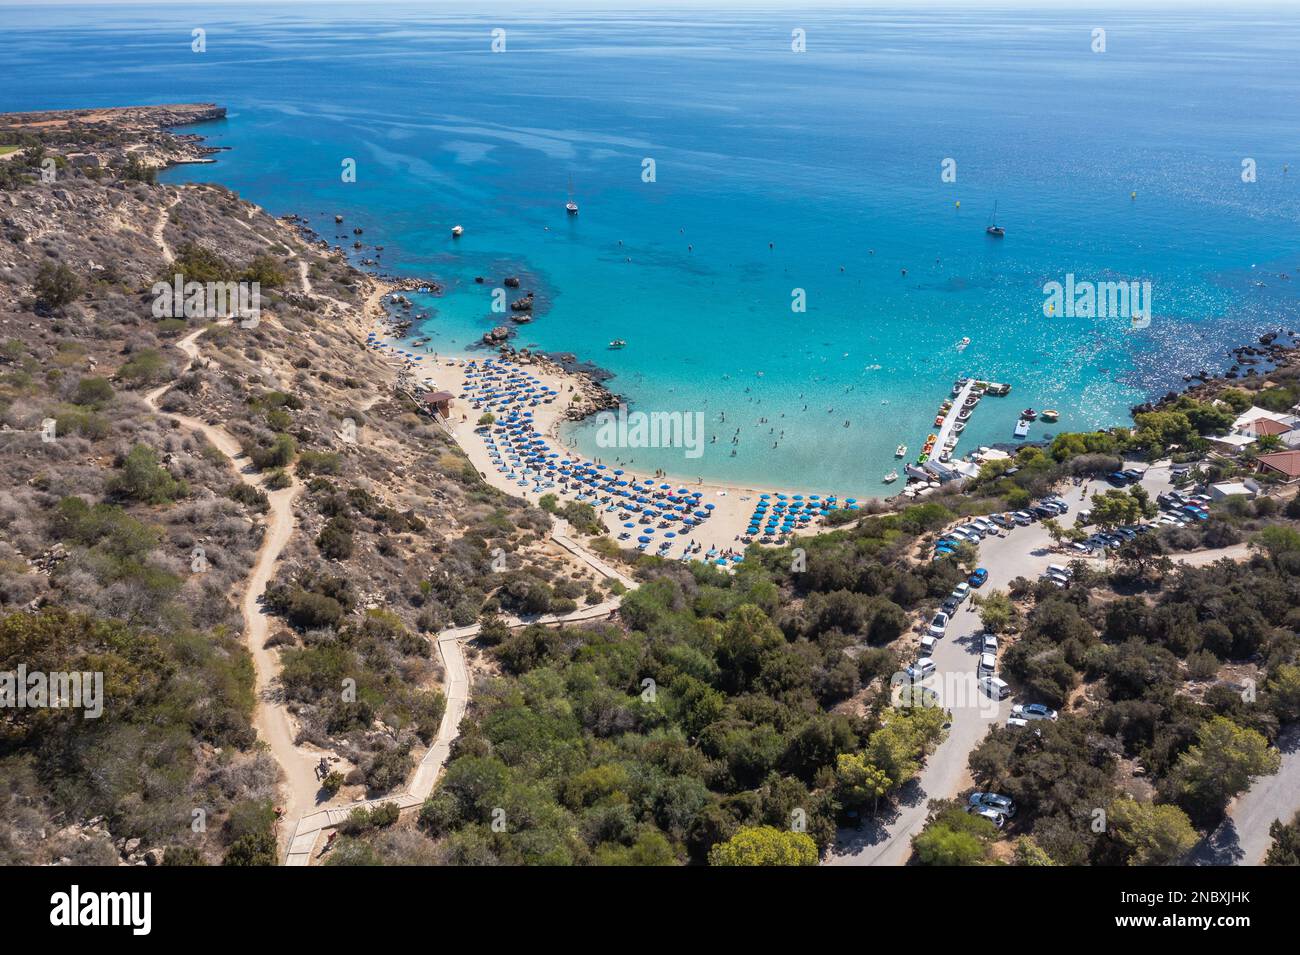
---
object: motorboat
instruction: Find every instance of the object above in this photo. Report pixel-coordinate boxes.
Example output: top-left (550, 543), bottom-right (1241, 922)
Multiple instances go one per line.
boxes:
top-left (1020, 408), bottom-right (1037, 420)
top-left (451, 225), bottom-right (464, 237)
top-left (883, 469), bottom-right (898, 483)
top-left (1040, 409), bottom-right (1060, 422)
top-left (608, 339), bottom-right (627, 349)
top-left (895, 444), bottom-right (907, 457)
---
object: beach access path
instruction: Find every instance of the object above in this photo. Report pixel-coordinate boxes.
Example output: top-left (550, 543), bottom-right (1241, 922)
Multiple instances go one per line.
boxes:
top-left (282, 519), bottom-right (633, 866)
top-left (144, 323), bottom-right (322, 843)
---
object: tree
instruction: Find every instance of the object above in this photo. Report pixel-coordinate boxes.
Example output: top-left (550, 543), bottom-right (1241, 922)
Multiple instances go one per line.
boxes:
top-left (1265, 664), bottom-right (1300, 723)
top-left (977, 590), bottom-right (1018, 634)
top-left (912, 803), bottom-right (997, 866)
top-left (865, 706), bottom-right (947, 789)
top-left (1265, 812), bottom-right (1300, 866)
top-left (1170, 716), bottom-right (1280, 823)
top-left (33, 261), bottom-right (82, 312)
top-left (1041, 517), bottom-right (1064, 547)
top-left (835, 753), bottom-right (891, 812)
top-left (707, 825), bottom-right (817, 866)
top-left (1090, 489), bottom-right (1143, 530)
top-left (1013, 837), bottom-right (1056, 866)
top-left (1109, 799), bottom-right (1198, 865)
top-left (107, 444), bottom-right (188, 504)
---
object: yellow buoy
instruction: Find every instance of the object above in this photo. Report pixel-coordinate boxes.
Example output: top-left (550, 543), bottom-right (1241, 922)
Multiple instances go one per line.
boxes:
top-left (955, 200), bottom-right (961, 208)
top-left (1131, 190), bottom-right (1137, 199)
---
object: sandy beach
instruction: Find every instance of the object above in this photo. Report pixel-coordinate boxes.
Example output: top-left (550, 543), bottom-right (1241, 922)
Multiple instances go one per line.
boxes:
top-left (364, 315), bottom-right (863, 560)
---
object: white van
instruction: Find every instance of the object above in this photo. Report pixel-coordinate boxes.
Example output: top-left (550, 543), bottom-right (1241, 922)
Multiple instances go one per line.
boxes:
top-left (978, 675), bottom-right (1010, 700)
top-left (978, 652), bottom-right (997, 675)
top-left (919, 635), bottom-right (938, 656)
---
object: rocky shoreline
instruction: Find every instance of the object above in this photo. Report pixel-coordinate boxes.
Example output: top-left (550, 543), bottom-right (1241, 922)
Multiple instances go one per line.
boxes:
top-left (1134, 328), bottom-right (1300, 416)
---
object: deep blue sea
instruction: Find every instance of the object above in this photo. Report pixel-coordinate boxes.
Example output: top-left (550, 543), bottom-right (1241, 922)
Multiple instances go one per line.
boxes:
top-left (5, 3), bottom-right (1300, 494)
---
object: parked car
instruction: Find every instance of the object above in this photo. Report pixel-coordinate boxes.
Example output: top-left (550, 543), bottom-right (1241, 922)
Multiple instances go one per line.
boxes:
top-left (1031, 505), bottom-right (1057, 520)
top-left (919, 635), bottom-right (938, 656)
top-left (1007, 716), bottom-right (1030, 728)
top-left (1121, 467), bottom-right (1144, 482)
top-left (1011, 702), bottom-right (1059, 721)
top-left (1107, 471), bottom-right (1131, 486)
top-left (991, 514), bottom-right (1015, 529)
top-left (1012, 511), bottom-right (1034, 525)
top-left (968, 568), bottom-right (989, 587)
top-left (906, 658), bottom-right (937, 681)
top-left (1077, 508), bottom-right (1093, 525)
top-left (1069, 541), bottom-right (1093, 555)
top-left (1043, 497), bottom-right (1069, 513)
top-left (978, 652), bottom-right (997, 675)
top-left (959, 524), bottom-right (986, 539)
top-left (941, 594), bottom-right (962, 613)
top-left (1046, 564), bottom-right (1073, 578)
top-left (966, 805), bottom-right (1006, 828)
top-left (979, 675), bottom-right (1010, 700)
top-left (982, 633), bottom-right (998, 654)
top-left (951, 582), bottom-right (971, 601)
top-left (928, 612), bottom-right (949, 637)
top-left (968, 792), bottom-right (1017, 817)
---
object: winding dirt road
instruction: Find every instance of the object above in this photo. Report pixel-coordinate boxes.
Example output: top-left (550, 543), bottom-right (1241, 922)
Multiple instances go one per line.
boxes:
top-left (283, 521), bottom-right (633, 865)
top-left (144, 325), bottom-right (321, 841)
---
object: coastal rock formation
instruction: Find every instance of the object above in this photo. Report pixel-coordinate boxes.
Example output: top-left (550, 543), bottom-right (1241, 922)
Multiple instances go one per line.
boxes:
top-left (503, 276), bottom-right (521, 288)
top-left (510, 293), bottom-right (534, 312)
top-left (483, 325), bottom-right (512, 345)
top-left (0, 103), bottom-right (227, 170)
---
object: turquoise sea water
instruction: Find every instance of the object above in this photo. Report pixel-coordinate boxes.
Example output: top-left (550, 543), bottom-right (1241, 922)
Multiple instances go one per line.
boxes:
top-left (5, 3), bottom-right (1300, 495)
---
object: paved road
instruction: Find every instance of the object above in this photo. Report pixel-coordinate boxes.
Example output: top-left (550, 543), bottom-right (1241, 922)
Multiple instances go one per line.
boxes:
top-left (1191, 724), bottom-right (1300, 866)
top-left (828, 469), bottom-right (1261, 865)
top-left (827, 516), bottom-right (1103, 865)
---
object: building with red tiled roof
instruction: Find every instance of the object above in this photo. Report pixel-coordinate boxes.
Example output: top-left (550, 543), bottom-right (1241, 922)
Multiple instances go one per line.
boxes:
top-left (1255, 450), bottom-right (1300, 482)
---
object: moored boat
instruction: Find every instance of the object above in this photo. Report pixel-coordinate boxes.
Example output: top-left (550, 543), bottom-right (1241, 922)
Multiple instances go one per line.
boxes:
top-left (883, 469), bottom-right (898, 483)
top-left (608, 339), bottom-right (627, 349)
top-left (895, 444), bottom-right (907, 458)
top-left (451, 225), bottom-right (464, 237)
top-left (986, 201), bottom-right (1005, 237)
top-left (1020, 408), bottom-right (1037, 420)
top-left (1040, 409), bottom-right (1059, 422)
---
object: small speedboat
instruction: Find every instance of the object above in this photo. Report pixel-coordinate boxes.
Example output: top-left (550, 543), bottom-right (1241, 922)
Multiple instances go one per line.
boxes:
top-left (883, 469), bottom-right (898, 484)
top-left (1020, 408), bottom-right (1038, 420)
top-left (608, 339), bottom-right (627, 349)
top-left (451, 225), bottom-right (464, 237)
top-left (895, 444), bottom-right (907, 457)
top-left (1040, 409), bottom-right (1060, 422)
top-left (956, 336), bottom-right (971, 351)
